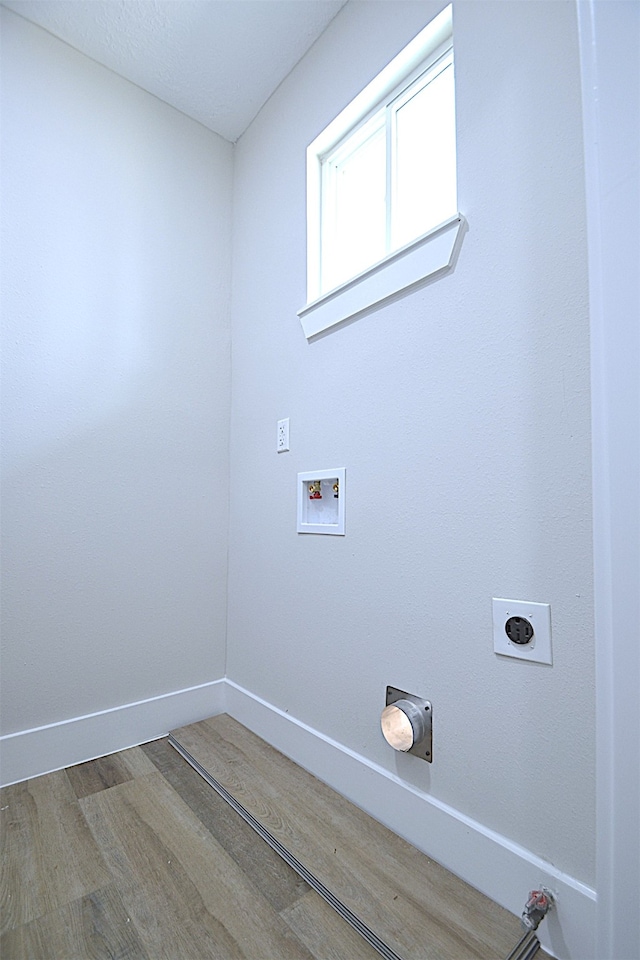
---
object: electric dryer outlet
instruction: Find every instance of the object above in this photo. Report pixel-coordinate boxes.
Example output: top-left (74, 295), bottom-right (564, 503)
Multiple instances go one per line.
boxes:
top-left (492, 598), bottom-right (552, 664)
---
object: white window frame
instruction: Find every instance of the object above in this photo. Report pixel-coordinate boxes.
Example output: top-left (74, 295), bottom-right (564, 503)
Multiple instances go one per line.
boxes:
top-left (298, 5), bottom-right (466, 340)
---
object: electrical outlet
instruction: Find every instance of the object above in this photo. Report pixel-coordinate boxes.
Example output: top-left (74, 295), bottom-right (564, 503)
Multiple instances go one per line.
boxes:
top-left (492, 598), bottom-right (552, 664)
top-left (277, 418), bottom-right (290, 453)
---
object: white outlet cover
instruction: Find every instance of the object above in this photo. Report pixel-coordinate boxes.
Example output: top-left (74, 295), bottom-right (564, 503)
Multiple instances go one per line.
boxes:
top-left (277, 418), bottom-right (290, 453)
top-left (492, 598), bottom-right (552, 664)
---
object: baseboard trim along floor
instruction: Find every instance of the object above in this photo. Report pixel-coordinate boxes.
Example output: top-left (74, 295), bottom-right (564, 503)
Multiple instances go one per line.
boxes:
top-left (0, 679), bottom-right (226, 787)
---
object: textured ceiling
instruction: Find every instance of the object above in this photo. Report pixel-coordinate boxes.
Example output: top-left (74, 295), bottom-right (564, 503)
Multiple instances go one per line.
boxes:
top-left (1, 0), bottom-right (348, 141)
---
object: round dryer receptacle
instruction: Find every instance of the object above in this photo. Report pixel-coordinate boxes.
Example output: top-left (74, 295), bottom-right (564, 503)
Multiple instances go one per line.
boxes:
top-left (505, 616), bottom-right (534, 645)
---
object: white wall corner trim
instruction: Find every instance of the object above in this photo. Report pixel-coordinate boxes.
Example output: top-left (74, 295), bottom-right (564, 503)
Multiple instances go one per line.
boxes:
top-left (225, 679), bottom-right (596, 960)
top-left (297, 214), bottom-right (467, 340)
top-left (0, 679), bottom-right (227, 787)
top-left (577, 4), bottom-right (640, 959)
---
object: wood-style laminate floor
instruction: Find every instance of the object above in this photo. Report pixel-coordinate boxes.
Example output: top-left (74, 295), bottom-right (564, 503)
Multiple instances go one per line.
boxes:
top-left (1, 715), bottom-right (547, 960)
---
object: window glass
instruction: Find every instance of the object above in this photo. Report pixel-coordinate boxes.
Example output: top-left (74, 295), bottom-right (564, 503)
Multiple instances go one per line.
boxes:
top-left (392, 58), bottom-right (457, 250)
top-left (322, 121), bottom-right (386, 291)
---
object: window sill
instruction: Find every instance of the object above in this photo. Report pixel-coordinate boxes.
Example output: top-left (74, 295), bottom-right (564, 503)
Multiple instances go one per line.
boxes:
top-left (298, 214), bottom-right (467, 340)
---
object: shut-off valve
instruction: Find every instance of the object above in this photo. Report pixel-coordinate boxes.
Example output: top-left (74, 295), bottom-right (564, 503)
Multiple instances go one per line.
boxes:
top-left (521, 889), bottom-right (555, 933)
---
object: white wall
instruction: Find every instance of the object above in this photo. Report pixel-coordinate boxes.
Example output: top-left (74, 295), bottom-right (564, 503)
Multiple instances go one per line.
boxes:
top-left (228, 0), bottom-right (594, 899)
top-left (0, 1), bottom-right (605, 954)
top-left (0, 9), bottom-right (233, 742)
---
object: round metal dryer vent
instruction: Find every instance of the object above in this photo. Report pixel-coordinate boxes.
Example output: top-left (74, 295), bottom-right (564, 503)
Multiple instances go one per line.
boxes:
top-left (380, 686), bottom-right (432, 762)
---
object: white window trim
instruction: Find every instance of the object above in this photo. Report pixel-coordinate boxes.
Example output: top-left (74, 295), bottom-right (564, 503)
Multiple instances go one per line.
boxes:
top-left (299, 5), bottom-right (463, 340)
top-left (298, 212), bottom-right (466, 340)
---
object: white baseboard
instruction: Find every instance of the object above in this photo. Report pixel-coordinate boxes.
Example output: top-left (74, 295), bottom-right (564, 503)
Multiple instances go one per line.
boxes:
top-left (0, 678), bottom-right (226, 788)
top-left (225, 680), bottom-right (597, 960)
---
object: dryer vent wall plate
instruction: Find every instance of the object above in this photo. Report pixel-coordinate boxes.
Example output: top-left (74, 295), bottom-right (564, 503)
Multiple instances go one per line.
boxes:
top-left (382, 685), bottom-right (432, 762)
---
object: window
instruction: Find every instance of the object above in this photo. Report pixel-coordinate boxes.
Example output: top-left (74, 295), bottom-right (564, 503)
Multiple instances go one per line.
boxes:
top-left (321, 46), bottom-right (456, 293)
top-left (299, 6), bottom-right (465, 339)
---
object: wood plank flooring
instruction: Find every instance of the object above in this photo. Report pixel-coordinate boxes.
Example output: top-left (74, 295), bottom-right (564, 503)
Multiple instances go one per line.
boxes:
top-left (1, 715), bottom-right (547, 960)
top-left (170, 715), bottom-right (538, 960)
